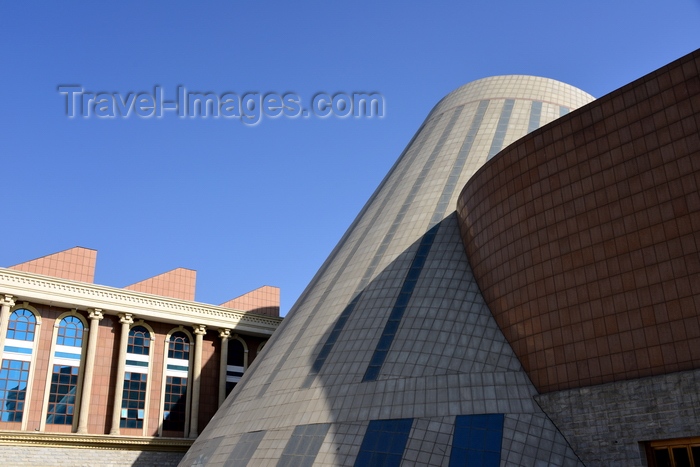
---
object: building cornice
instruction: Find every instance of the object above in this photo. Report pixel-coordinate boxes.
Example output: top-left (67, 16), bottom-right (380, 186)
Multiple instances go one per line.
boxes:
top-left (0, 268), bottom-right (281, 336)
top-left (0, 430), bottom-right (192, 452)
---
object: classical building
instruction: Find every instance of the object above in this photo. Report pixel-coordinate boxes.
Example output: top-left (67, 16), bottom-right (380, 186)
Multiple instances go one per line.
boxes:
top-left (0, 247), bottom-right (281, 466)
top-left (183, 49), bottom-right (700, 466)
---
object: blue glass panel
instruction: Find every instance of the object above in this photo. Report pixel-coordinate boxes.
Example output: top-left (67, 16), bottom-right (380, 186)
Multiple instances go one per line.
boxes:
top-left (528, 101), bottom-right (543, 134)
top-left (54, 351), bottom-right (81, 360)
top-left (0, 359), bottom-right (30, 421)
top-left (57, 316), bottom-right (84, 347)
top-left (363, 366), bottom-right (380, 381)
top-left (3, 346), bottom-right (32, 355)
top-left (7, 309), bottom-right (37, 341)
top-left (450, 414), bottom-right (503, 467)
top-left (487, 99), bottom-right (515, 160)
top-left (355, 419), bottom-right (412, 466)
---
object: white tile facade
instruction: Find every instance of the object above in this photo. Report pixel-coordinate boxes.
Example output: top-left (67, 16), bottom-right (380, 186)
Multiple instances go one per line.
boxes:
top-left (182, 76), bottom-right (595, 466)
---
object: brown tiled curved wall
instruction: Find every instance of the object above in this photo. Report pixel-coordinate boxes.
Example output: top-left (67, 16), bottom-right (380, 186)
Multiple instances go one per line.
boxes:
top-left (457, 49), bottom-right (700, 393)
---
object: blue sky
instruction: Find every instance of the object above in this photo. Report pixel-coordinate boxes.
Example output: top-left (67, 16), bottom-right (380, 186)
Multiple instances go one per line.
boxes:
top-left (1, 1), bottom-right (698, 315)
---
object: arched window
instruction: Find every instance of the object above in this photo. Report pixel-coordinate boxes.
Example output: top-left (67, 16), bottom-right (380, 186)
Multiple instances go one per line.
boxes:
top-left (121, 325), bottom-right (151, 429)
top-left (46, 315), bottom-right (85, 426)
top-left (127, 326), bottom-right (150, 355)
top-left (163, 331), bottom-right (191, 433)
top-left (226, 338), bottom-right (246, 396)
top-left (6, 308), bottom-right (36, 341)
top-left (0, 308), bottom-right (38, 422)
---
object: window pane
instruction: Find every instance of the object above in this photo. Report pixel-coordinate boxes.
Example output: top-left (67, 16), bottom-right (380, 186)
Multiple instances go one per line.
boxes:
top-left (672, 447), bottom-right (691, 467)
top-left (0, 359), bottom-right (31, 421)
top-left (120, 372), bottom-right (147, 429)
top-left (168, 332), bottom-right (190, 360)
top-left (227, 340), bottom-right (245, 367)
top-left (46, 364), bottom-right (79, 425)
top-left (57, 316), bottom-right (84, 347)
top-left (163, 376), bottom-right (188, 432)
top-left (127, 326), bottom-right (150, 356)
top-left (691, 446), bottom-right (700, 464)
top-left (7, 309), bottom-right (37, 341)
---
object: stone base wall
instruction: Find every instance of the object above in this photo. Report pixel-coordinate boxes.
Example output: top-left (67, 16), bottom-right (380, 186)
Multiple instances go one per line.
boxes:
top-left (0, 445), bottom-right (185, 467)
top-left (536, 369), bottom-right (700, 466)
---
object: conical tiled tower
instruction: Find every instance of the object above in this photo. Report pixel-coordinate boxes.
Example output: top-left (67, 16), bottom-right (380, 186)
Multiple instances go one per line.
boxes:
top-left (183, 76), bottom-right (595, 466)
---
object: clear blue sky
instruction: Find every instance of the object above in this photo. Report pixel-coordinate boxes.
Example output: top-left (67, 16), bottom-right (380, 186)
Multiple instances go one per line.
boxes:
top-left (1, 1), bottom-right (698, 315)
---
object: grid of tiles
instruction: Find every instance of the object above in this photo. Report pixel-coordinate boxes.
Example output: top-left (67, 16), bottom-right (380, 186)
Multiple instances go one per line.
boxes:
top-left (313, 423), bottom-right (365, 466)
top-left (429, 100), bottom-right (490, 228)
top-left (354, 419), bottom-right (413, 467)
top-left (264, 114), bottom-right (442, 394)
top-left (363, 224), bottom-right (441, 382)
top-left (527, 101), bottom-right (543, 133)
top-left (124, 267), bottom-right (196, 301)
top-left (487, 99), bottom-right (515, 160)
top-left (305, 109), bottom-right (460, 385)
top-left (403, 417), bottom-right (455, 466)
top-left (8, 246), bottom-right (97, 283)
top-left (278, 423), bottom-right (331, 467)
top-left (179, 435), bottom-right (225, 466)
top-left (374, 214), bottom-right (524, 381)
top-left (46, 365), bottom-right (79, 425)
top-left (185, 75), bottom-right (596, 465)
top-left (457, 49), bottom-right (700, 392)
top-left (357, 107), bottom-right (463, 291)
top-left (0, 360), bottom-right (30, 422)
top-left (225, 431), bottom-right (267, 466)
top-left (450, 414), bottom-right (503, 466)
top-left (220, 285), bottom-right (280, 317)
top-left (501, 414), bottom-right (582, 466)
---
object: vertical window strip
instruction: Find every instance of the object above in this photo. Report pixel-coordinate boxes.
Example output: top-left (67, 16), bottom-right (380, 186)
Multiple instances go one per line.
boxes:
top-left (527, 101), bottom-right (543, 134)
top-left (163, 376), bottom-right (187, 431)
top-left (429, 100), bottom-right (490, 227)
top-left (121, 326), bottom-right (151, 429)
top-left (226, 339), bottom-right (245, 396)
top-left (0, 360), bottom-right (30, 422)
top-left (355, 419), bottom-right (413, 467)
top-left (487, 99), bottom-right (515, 160)
top-left (559, 105), bottom-right (570, 117)
top-left (0, 309), bottom-right (37, 422)
top-left (163, 331), bottom-right (190, 432)
top-left (121, 372), bottom-right (148, 429)
top-left (362, 223), bottom-right (441, 382)
top-left (46, 365), bottom-right (79, 425)
top-left (358, 106), bottom-right (463, 292)
top-left (46, 316), bottom-right (84, 426)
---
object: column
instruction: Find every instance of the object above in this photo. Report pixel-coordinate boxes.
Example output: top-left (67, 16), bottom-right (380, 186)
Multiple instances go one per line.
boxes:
top-left (0, 294), bottom-right (15, 355)
top-left (189, 324), bottom-right (206, 438)
top-left (218, 329), bottom-right (231, 407)
top-left (109, 313), bottom-right (133, 435)
top-left (77, 308), bottom-right (103, 434)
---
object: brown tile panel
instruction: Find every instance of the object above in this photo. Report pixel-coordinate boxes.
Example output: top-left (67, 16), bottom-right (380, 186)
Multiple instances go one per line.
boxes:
top-left (457, 48), bottom-right (700, 393)
top-left (124, 267), bottom-right (197, 301)
top-left (220, 285), bottom-right (280, 317)
top-left (9, 247), bottom-right (97, 283)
